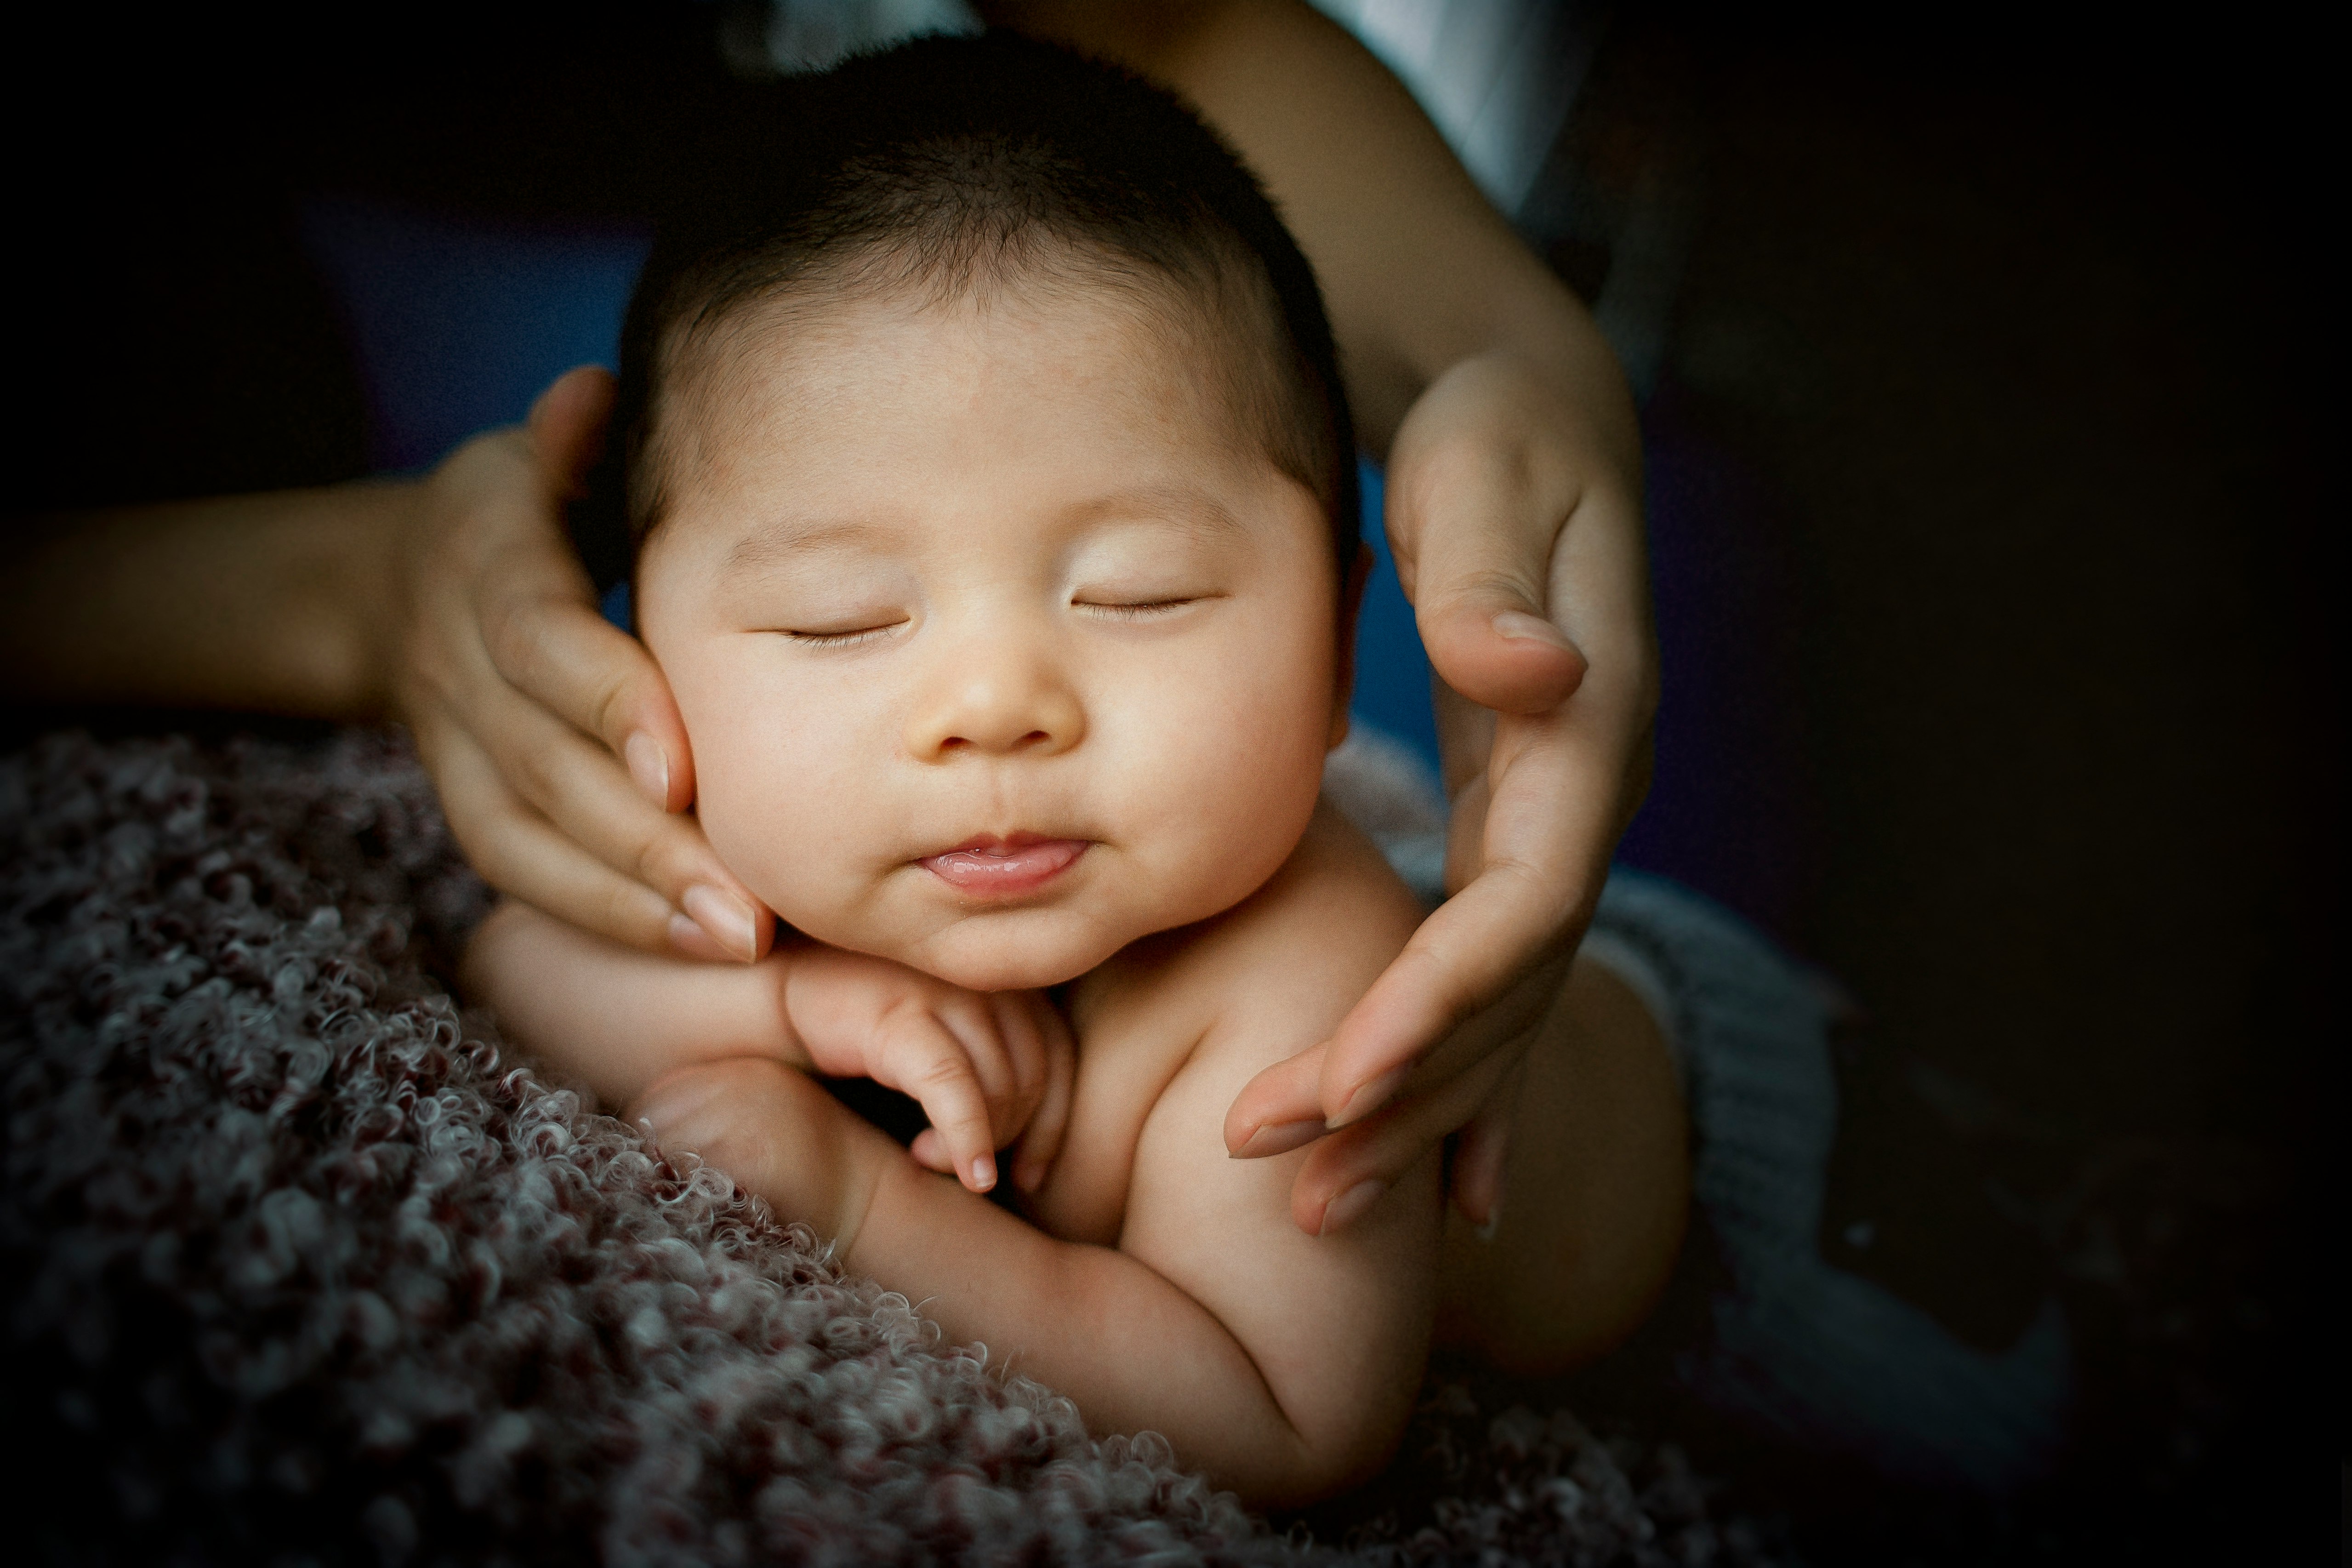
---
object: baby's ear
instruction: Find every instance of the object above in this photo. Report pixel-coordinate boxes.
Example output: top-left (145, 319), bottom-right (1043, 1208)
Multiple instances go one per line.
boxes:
top-left (1329, 542), bottom-right (1374, 750)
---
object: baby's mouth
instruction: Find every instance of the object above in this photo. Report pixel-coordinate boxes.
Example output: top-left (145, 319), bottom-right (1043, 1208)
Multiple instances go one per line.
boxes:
top-left (918, 834), bottom-right (1089, 900)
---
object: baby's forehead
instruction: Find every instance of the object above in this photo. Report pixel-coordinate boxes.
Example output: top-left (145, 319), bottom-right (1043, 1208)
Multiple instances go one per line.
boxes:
top-left (673, 260), bottom-right (1264, 412)
top-left (643, 263), bottom-right (1288, 512)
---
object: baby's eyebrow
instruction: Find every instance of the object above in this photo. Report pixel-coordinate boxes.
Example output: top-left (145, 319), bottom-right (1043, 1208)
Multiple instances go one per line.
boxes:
top-left (723, 519), bottom-right (891, 572)
top-left (1062, 487), bottom-right (1247, 540)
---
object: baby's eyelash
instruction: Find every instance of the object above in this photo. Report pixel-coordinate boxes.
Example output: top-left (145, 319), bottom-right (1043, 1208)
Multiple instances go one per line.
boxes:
top-left (1076, 599), bottom-right (1197, 621)
top-left (783, 621), bottom-right (906, 649)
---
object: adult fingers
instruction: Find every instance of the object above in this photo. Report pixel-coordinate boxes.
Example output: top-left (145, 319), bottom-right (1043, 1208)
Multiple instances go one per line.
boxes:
top-left (1287, 1042), bottom-right (1523, 1237)
top-left (1012, 998), bottom-right (1076, 1192)
top-left (1386, 360), bottom-right (1599, 717)
top-left (1445, 1060), bottom-right (1524, 1231)
top-left (502, 366), bottom-right (687, 797)
top-left (480, 588), bottom-right (698, 814)
top-left (437, 666), bottom-right (769, 961)
top-left (1224, 906), bottom-right (1546, 1153)
top-left (1316, 677), bottom-right (1635, 1126)
top-left (418, 711), bottom-right (687, 952)
top-left (526, 365), bottom-right (617, 498)
top-left (1311, 802), bottom-right (1581, 1128)
top-left (874, 1007), bottom-right (1000, 1193)
top-left (1408, 470), bottom-right (1648, 725)
top-left (1222, 1039), bottom-right (1332, 1160)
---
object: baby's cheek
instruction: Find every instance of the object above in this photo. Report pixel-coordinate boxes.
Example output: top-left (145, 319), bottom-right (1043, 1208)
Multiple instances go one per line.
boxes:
top-left (1116, 669), bottom-right (1326, 913)
top-left (698, 767), bottom-right (833, 924)
top-left (677, 701), bottom-right (823, 903)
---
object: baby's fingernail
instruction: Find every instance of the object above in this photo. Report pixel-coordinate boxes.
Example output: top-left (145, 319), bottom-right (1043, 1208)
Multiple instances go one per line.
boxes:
top-left (1231, 1119), bottom-right (1325, 1159)
top-left (1328, 1067), bottom-right (1406, 1129)
top-left (625, 731), bottom-right (672, 807)
top-left (1319, 1179), bottom-right (1388, 1237)
top-left (1492, 610), bottom-right (1572, 650)
top-left (970, 1154), bottom-right (997, 1192)
top-left (681, 884), bottom-right (758, 963)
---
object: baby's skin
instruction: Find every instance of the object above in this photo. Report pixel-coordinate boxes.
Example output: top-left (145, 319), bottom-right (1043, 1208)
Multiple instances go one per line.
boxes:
top-left (464, 278), bottom-right (1687, 1505)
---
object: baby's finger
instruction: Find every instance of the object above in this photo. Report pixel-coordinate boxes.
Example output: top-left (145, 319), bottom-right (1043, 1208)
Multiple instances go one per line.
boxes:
top-left (909, 1127), bottom-right (957, 1175)
top-left (874, 1009), bottom-right (999, 1192)
top-left (1012, 998), bottom-right (1076, 1192)
top-left (934, 992), bottom-right (1021, 1141)
top-left (990, 989), bottom-right (1048, 1133)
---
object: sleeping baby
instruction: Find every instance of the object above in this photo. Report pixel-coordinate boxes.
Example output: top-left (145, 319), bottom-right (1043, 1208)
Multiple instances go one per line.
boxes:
top-left (462, 34), bottom-right (1686, 1506)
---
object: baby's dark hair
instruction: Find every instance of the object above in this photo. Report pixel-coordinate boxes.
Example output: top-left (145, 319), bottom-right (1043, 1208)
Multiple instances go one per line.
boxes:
top-left (572, 32), bottom-right (1357, 593)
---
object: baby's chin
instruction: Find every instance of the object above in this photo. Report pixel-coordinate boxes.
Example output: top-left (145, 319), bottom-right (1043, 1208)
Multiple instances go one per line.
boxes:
top-left (800, 907), bottom-right (1128, 995)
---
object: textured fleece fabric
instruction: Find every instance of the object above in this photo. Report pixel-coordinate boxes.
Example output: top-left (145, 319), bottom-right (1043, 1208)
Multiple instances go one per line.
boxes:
top-left (0, 728), bottom-right (1771, 1566)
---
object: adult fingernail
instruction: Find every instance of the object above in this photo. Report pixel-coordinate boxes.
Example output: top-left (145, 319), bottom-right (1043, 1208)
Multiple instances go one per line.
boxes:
top-left (625, 732), bottom-right (672, 807)
top-left (680, 885), bottom-right (758, 963)
top-left (1231, 1119), bottom-right (1326, 1159)
top-left (970, 1154), bottom-right (997, 1192)
top-left (1327, 1067), bottom-right (1406, 1129)
top-left (1492, 610), bottom-right (1572, 649)
top-left (1475, 1185), bottom-right (1506, 1242)
top-left (1320, 1179), bottom-right (1388, 1237)
top-left (667, 911), bottom-right (733, 963)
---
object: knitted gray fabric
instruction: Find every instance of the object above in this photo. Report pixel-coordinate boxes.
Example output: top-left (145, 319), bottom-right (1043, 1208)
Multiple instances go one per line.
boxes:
top-left (0, 728), bottom-right (1770, 1566)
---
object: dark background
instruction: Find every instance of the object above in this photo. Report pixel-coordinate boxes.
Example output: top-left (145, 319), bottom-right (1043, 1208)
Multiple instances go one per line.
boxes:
top-left (7, 1), bottom-right (2333, 1559)
top-left (1571, 4), bottom-right (2333, 1557)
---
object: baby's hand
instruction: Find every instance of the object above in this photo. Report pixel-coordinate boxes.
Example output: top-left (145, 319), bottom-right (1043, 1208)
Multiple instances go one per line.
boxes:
top-left (782, 946), bottom-right (1073, 1195)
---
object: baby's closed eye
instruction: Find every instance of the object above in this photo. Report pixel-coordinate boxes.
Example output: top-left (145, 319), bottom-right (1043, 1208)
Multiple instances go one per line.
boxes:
top-left (1069, 593), bottom-right (1219, 622)
top-left (780, 616), bottom-right (911, 649)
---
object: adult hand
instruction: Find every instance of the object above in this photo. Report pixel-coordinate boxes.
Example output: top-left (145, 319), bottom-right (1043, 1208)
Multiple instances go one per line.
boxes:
top-left (385, 365), bottom-right (775, 963)
top-left (1225, 350), bottom-right (1656, 1236)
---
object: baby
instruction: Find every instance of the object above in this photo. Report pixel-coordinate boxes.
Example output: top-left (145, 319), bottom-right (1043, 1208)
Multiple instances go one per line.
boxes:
top-left (464, 35), bottom-right (1686, 1506)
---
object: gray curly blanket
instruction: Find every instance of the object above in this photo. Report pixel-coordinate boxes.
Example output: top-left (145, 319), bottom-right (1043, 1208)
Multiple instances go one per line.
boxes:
top-left (0, 728), bottom-right (1763, 1566)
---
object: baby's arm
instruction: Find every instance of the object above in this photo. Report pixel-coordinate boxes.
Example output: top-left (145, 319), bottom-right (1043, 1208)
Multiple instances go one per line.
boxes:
top-left (642, 815), bottom-right (1437, 1504)
top-left (461, 900), bottom-right (1072, 1192)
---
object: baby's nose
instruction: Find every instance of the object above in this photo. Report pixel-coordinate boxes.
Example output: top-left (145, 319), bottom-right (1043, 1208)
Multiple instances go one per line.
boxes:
top-left (904, 642), bottom-right (1084, 761)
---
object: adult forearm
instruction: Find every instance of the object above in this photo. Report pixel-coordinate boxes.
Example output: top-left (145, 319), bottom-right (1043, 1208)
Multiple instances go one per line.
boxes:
top-left (843, 1152), bottom-right (1384, 1505)
top-left (0, 480), bottom-right (409, 719)
top-left (991, 0), bottom-right (1636, 464)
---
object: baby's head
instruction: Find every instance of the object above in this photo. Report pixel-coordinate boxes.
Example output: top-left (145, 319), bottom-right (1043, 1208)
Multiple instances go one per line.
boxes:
top-left (586, 35), bottom-right (1362, 991)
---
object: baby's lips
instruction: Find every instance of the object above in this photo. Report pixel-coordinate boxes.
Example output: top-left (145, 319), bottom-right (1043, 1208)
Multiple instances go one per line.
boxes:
top-left (918, 835), bottom-right (1089, 898)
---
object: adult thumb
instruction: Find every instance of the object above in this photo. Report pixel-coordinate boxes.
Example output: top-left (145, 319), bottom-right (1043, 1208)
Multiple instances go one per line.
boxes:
top-left (1416, 576), bottom-right (1587, 718)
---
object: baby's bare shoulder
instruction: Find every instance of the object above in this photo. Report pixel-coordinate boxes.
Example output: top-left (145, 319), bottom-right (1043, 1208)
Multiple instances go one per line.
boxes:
top-left (1133, 798), bottom-right (1424, 1079)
